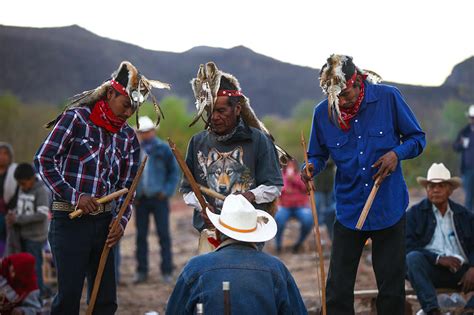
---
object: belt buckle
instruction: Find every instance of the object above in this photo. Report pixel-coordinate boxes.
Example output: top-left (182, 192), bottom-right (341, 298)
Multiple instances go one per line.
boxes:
top-left (89, 204), bottom-right (105, 216)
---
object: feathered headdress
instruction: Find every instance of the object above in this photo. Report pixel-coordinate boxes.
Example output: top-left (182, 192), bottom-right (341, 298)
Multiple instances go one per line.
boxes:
top-left (45, 61), bottom-right (170, 128)
top-left (190, 61), bottom-right (291, 165)
top-left (319, 54), bottom-right (382, 128)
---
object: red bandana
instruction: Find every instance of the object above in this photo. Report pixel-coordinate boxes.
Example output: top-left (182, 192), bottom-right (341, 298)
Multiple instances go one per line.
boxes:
top-left (338, 76), bottom-right (366, 131)
top-left (90, 100), bottom-right (126, 133)
top-left (217, 90), bottom-right (243, 97)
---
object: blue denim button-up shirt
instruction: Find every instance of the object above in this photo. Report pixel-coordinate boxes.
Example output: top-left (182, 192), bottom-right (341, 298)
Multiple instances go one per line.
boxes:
top-left (308, 82), bottom-right (425, 231)
top-left (166, 243), bottom-right (307, 315)
top-left (136, 137), bottom-right (179, 198)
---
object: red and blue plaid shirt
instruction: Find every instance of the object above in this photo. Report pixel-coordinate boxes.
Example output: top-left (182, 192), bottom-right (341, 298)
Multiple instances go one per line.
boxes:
top-left (34, 107), bottom-right (140, 229)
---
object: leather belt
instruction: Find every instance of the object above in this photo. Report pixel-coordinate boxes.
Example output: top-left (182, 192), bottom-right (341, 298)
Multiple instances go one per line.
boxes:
top-left (52, 201), bottom-right (112, 216)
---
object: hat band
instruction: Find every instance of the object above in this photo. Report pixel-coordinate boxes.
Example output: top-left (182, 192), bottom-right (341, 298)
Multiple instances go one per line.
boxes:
top-left (219, 218), bottom-right (257, 233)
top-left (217, 90), bottom-right (243, 97)
top-left (111, 80), bottom-right (128, 97)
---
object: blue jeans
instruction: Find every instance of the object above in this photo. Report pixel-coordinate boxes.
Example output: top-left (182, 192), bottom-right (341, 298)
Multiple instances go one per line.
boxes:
top-left (135, 196), bottom-right (173, 275)
top-left (114, 241), bottom-right (121, 283)
top-left (406, 251), bottom-right (474, 312)
top-left (274, 206), bottom-right (313, 250)
top-left (21, 238), bottom-right (46, 295)
top-left (463, 169), bottom-right (474, 212)
top-left (315, 191), bottom-right (336, 240)
top-left (48, 211), bottom-right (117, 315)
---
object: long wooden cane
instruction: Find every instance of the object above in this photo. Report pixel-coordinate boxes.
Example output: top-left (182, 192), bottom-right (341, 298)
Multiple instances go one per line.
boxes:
top-left (68, 188), bottom-right (129, 219)
top-left (301, 131), bottom-right (327, 315)
top-left (355, 177), bottom-right (381, 230)
top-left (86, 156), bottom-right (147, 315)
top-left (168, 138), bottom-right (209, 211)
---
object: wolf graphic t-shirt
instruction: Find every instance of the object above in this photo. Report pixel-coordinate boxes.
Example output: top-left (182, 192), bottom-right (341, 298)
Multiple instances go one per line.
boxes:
top-left (181, 121), bottom-right (283, 231)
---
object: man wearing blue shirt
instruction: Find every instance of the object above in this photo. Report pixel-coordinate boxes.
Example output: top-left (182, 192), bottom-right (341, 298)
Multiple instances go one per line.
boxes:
top-left (134, 116), bottom-right (179, 284)
top-left (166, 194), bottom-right (307, 315)
top-left (301, 55), bottom-right (426, 314)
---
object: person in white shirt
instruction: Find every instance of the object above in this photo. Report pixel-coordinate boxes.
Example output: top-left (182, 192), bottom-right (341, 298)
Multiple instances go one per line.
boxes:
top-left (406, 163), bottom-right (474, 315)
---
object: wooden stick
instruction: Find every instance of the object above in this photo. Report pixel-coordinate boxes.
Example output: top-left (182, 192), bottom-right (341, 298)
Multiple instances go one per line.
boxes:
top-left (223, 281), bottom-right (231, 315)
top-left (199, 185), bottom-right (225, 201)
top-left (86, 156), bottom-right (148, 315)
top-left (69, 188), bottom-right (129, 219)
top-left (168, 138), bottom-right (209, 211)
top-left (301, 131), bottom-right (327, 315)
top-left (355, 178), bottom-right (381, 230)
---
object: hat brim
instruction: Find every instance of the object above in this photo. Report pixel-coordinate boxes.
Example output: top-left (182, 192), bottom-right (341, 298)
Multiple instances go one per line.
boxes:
top-left (206, 208), bottom-right (277, 243)
top-left (416, 176), bottom-right (462, 189)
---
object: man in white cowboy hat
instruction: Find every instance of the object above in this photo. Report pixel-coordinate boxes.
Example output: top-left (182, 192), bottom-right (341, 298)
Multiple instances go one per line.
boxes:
top-left (165, 194), bottom-right (307, 314)
top-left (133, 116), bottom-right (179, 284)
top-left (453, 104), bottom-right (474, 212)
top-left (34, 62), bottom-right (169, 314)
top-left (406, 163), bottom-right (474, 315)
top-left (301, 54), bottom-right (426, 314)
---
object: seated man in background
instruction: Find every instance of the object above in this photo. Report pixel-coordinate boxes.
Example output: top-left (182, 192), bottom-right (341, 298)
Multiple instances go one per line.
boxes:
top-left (166, 194), bottom-right (307, 315)
top-left (275, 159), bottom-right (313, 253)
top-left (406, 163), bottom-right (474, 315)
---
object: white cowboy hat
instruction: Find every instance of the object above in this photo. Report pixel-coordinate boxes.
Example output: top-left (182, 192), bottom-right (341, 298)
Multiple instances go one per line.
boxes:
top-left (468, 104), bottom-right (474, 118)
top-left (416, 163), bottom-right (462, 189)
top-left (136, 116), bottom-right (156, 133)
top-left (206, 194), bottom-right (277, 243)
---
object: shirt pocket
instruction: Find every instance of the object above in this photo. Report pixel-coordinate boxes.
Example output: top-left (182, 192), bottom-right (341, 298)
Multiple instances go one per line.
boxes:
top-left (326, 135), bottom-right (350, 163)
top-left (368, 127), bottom-right (395, 152)
top-left (74, 137), bottom-right (100, 165)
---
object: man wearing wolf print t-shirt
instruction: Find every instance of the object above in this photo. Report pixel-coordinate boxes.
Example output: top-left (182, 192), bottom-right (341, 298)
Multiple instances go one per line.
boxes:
top-left (180, 63), bottom-right (283, 236)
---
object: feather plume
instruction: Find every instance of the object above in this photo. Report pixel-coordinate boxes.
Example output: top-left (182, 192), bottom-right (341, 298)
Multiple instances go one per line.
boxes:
top-left (257, 216), bottom-right (269, 226)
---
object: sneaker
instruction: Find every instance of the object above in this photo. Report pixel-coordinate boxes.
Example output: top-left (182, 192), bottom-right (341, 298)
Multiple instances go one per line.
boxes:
top-left (133, 272), bottom-right (148, 284)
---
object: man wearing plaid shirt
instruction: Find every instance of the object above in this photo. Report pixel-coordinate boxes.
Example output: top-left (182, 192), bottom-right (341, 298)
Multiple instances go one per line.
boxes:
top-left (34, 61), bottom-right (169, 314)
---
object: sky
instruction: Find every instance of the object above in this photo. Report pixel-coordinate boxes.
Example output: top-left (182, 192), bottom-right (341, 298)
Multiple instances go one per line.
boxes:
top-left (1, 0), bottom-right (473, 86)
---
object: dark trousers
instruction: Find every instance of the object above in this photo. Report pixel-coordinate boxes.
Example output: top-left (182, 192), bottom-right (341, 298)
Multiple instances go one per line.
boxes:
top-left (21, 238), bottom-right (46, 295)
top-left (49, 211), bottom-right (117, 315)
top-left (326, 216), bottom-right (406, 315)
top-left (463, 169), bottom-right (474, 212)
top-left (407, 251), bottom-right (474, 312)
top-left (135, 196), bottom-right (173, 275)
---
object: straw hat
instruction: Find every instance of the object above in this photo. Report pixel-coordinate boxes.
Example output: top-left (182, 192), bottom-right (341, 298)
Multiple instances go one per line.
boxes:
top-left (206, 194), bottom-right (277, 243)
top-left (416, 163), bottom-right (461, 189)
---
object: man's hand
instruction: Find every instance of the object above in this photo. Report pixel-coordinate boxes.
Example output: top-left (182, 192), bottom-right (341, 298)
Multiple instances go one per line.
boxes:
top-left (459, 267), bottom-right (474, 293)
top-left (372, 151), bottom-right (398, 184)
top-left (77, 195), bottom-right (100, 215)
top-left (5, 211), bottom-right (15, 227)
top-left (300, 163), bottom-right (316, 193)
top-left (235, 191), bottom-right (256, 203)
top-left (438, 256), bottom-right (462, 273)
top-left (106, 219), bottom-right (124, 248)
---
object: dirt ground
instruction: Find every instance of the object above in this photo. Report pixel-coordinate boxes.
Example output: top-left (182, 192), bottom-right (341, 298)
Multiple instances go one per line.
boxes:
top-left (68, 189), bottom-right (465, 314)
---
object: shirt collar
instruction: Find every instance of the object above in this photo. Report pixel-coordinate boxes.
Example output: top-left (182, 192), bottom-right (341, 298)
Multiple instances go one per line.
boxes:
top-left (358, 81), bottom-right (379, 113)
top-left (432, 203), bottom-right (452, 217)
